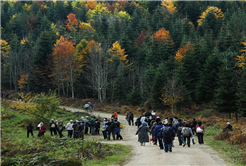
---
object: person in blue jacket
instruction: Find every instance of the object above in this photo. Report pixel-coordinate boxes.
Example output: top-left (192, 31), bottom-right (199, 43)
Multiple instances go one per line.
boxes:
top-left (89, 102), bottom-right (94, 113)
top-left (154, 122), bottom-right (164, 149)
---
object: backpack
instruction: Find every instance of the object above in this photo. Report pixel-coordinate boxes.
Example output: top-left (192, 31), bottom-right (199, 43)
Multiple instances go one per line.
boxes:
top-left (119, 123), bottom-right (123, 129)
top-left (162, 127), bottom-right (172, 138)
top-left (152, 115), bottom-right (156, 119)
top-left (110, 122), bottom-right (117, 130)
top-left (51, 123), bottom-right (55, 128)
top-left (183, 128), bottom-right (190, 136)
top-left (196, 126), bottom-right (203, 133)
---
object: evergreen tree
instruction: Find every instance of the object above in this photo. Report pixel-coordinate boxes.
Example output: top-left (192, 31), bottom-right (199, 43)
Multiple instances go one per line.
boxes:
top-left (212, 54), bottom-right (237, 117)
top-left (196, 47), bottom-right (222, 103)
top-left (237, 68), bottom-right (246, 116)
top-left (31, 31), bottom-right (56, 92)
top-left (127, 87), bottom-right (143, 106)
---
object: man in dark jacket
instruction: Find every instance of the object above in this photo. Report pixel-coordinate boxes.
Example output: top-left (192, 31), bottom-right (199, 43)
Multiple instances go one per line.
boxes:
top-left (27, 123), bottom-right (34, 138)
top-left (223, 122), bottom-right (233, 131)
top-left (50, 119), bottom-right (57, 136)
top-left (160, 122), bottom-right (175, 152)
top-left (177, 119), bottom-right (183, 146)
top-left (145, 110), bottom-right (152, 117)
top-left (106, 118), bottom-right (116, 140)
top-left (129, 112), bottom-right (134, 126)
top-left (153, 122), bottom-right (164, 149)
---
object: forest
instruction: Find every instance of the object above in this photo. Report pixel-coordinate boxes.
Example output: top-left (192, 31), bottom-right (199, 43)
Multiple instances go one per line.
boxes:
top-left (1, 0), bottom-right (246, 117)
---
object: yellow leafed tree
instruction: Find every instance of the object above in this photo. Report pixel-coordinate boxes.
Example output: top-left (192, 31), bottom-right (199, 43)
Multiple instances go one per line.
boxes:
top-left (197, 6), bottom-right (224, 26)
top-left (161, 0), bottom-right (176, 15)
top-left (108, 41), bottom-right (129, 64)
top-left (17, 73), bottom-right (28, 90)
top-left (235, 42), bottom-right (246, 68)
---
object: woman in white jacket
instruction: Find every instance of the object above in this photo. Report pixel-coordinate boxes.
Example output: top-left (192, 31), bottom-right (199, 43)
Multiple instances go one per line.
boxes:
top-left (66, 120), bottom-right (73, 138)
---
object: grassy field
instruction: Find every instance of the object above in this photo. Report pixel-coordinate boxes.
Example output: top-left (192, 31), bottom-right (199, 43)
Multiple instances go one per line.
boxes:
top-left (204, 125), bottom-right (245, 166)
top-left (1, 107), bottom-right (131, 166)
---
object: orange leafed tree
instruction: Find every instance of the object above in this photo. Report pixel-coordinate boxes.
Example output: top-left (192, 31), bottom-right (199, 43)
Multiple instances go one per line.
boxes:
top-left (118, 0), bottom-right (126, 6)
top-left (174, 41), bottom-right (193, 61)
top-left (65, 13), bottom-right (78, 31)
top-left (153, 28), bottom-right (173, 43)
top-left (85, 0), bottom-right (97, 9)
top-left (161, 0), bottom-right (176, 15)
top-left (108, 41), bottom-right (129, 64)
top-left (18, 73), bottom-right (28, 90)
top-left (52, 36), bottom-right (81, 98)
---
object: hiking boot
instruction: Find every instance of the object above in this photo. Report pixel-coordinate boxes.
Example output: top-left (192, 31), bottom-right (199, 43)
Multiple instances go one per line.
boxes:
top-left (193, 142), bottom-right (196, 145)
top-left (183, 144), bottom-right (186, 147)
top-left (140, 143), bottom-right (143, 146)
top-left (143, 142), bottom-right (145, 146)
top-left (170, 148), bottom-right (172, 152)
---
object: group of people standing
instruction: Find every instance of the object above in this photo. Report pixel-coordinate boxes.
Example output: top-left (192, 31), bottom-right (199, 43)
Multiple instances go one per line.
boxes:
top-left (135, 111), bottom-right (205, 153)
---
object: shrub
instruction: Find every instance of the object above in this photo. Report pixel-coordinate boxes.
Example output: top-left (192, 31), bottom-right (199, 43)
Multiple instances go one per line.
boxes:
top-left (213, 131), bottom-right (233, 141)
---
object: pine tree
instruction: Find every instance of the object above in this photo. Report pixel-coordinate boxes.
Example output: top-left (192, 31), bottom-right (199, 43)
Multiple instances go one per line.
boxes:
top-left (127, 87), bottom-right (143, 106)
top-left (212, 59), bottom-right (237, 117)
top-left (196, 47), bottom-right (222, 103)
top-left (31, 30), bottom-right (56, 92)
top-left (236, 68), bottom-right (246, 116)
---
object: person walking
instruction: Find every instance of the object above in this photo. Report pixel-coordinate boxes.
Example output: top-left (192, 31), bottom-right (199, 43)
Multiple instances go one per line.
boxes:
top-left (135, 122), bottom-right (149, 146)
top-left (115, 119), bottom-right (123, 140)
top-left (84, 103), bottom-right (89, 112)
top-left (94, 119), bottom-right (100, 135)
top-left (58, 120), bottom-right (65, 138)
top-left (182, 123), bottom-right (193, 147)
top-left (113, 111), bottom-right (118, 121)
top-left (106, 118), bottom-right (116, 140)
top-left (196, 121), bottom-right (204, 144)
top-left (88, 102), bottom-right (94, 113)
top-left (129, 112), bottom-right (134, 126)
top-left (176, 119), bottom-right (183, 146)
top-left (102, 118), bottom-right (108, 139)
top-left (154, 122), bottom-right (164, 149)
top-left (27, 123), bottom-right (34, 138)
top-left (66, 120), bottom-right (73, 138)
top-left (50, 119), bottom-right (57, 136)
top-left (38, 122), bottom-right (46, 137)
top-left (160, 122), bottom-right (175, 152)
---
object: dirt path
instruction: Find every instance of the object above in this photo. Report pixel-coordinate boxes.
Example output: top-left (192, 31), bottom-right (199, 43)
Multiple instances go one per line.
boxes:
top-left (62, 106), bottom-right (228, 166)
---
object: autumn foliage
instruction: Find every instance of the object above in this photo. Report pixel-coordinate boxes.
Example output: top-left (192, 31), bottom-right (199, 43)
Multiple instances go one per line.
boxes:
top-left (197, 6), bottom-right (224, 26)
top-left (152, 28), bottom-right (173, 43)
top-left (65, 13), bottom-right (78, 31)
top-left (17, 73), bottom-right (28, 90)
top-left (161, 0), bottom-right (176, 15)
top-left (85, 0), bottom-right (97, 10)
top-left (235, 41), bottom-right (246, 68)
top-left (174, 41), bottom-right (193, 61)
top-left (135, 30), bottom-right (148, 48)
top-left (108, 41), bottom-right (129, 64)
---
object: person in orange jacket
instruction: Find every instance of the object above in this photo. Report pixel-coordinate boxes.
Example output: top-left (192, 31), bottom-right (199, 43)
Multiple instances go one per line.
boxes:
top-left (113, 111), bottom-right (118, 121)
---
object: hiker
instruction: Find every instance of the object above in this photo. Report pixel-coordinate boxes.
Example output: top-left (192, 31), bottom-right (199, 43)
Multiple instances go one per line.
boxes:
top-left (164, 117), bottom-right (168, 124)
top-left (106, 118), bottom-right (116, 140)
top-left (27, 122), bottom-right (34, 138)
top-left (176, 119), bottom-right (183, 146)
top-left (94, 119), bottom-right (100, 135)
top-left (36, 122), bottom-right (42, 130)
top-left (196, 121), bottom-right (205, 144)
top-left (115, 119), bottom-right (123, 140)
top-left (50, 119), bottom-right (57, 136)
top-left (18, 95), bottom-right (22, 102)
top-left (66, 120), bottom-right (73, 138)
top-left (154, 122), bottom-right (164, 149)
top-left (150, 121), bottom-right (157, 139)
top-left (84, 116), bottom-right (90, 134)
top-left (73, 120), bottom-right (81, 139)
top-left (191, 118), bottom-right (197, 133)
top-left (5, 92), bottom-right (9, 99)
top-left (126, 111), bottom-right (130, 124)
top-left (129, 112), bottom-right (134, 126)
top-left (84, 103), bottom-right (89, 112)
top-left (182, 123), bottom-right (193, 147)
top-left (140, 115), bottom-right (147, 124)
top-left (145, 110), bottom-right (152, 117)
top-left (223, 122), bottom-right (233, 131)
top-left (102, 118), bottom-right (108, 139)
top-left (81, 116), bottom-right (85, 122)
top-left (160, 122), bottom-right (175, 152)
top-left (113, 111), bottom-right (118, 121)
top-left (151, 110), bottom-right (156, 120)
top-left (58, 120), bottom-right (65, 138)
top-left (55, 120), bottom-right (59, 133)
top-left (80, 121), bottom-right (85, 140)
top-left (136, 116), bottom-right (142, 127)
top-left (136, 122), bottom-right (149, 146)
top-left (38, 122), bottom-right (46, 137)
top-left (88, 102), bottom-right (94, 113)
top-left (90, 116), bottom-right (96, 135)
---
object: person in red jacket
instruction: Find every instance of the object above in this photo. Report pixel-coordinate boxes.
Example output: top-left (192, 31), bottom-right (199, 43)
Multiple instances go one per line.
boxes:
top-left (38, 122), bottom-right (46, 137)
top-left (196, 121), bottom-right (204, 144)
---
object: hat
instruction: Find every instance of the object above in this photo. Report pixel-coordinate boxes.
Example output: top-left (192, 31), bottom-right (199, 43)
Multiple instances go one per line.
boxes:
top-left (226, 122), bottom-right (230, 125)
top-left (51, 119), bottom-right (54, 121)
top-left (157, 116), bottom-right (160, 118)
top-left (70, 120), bottom-right (73, 122)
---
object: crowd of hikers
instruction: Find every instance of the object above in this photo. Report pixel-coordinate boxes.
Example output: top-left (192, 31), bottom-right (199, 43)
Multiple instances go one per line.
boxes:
top-left (134, 110), bottom-right (205, 152)
top-left (27, 110), bottom-right (124, 141)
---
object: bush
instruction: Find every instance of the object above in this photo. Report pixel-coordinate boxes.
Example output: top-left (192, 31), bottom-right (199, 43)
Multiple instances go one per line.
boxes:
top-left (213, 131), bottom-right (233, 141)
